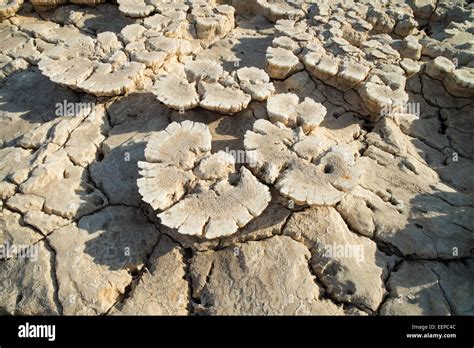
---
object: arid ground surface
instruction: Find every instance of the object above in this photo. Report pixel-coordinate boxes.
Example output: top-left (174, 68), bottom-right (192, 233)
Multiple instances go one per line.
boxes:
top-left (0, 0), bottom-right (473, 315)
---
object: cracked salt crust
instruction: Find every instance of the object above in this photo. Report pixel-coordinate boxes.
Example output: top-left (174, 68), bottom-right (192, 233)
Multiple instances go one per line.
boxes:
top-left (0, 0), bottom-right (473, 316)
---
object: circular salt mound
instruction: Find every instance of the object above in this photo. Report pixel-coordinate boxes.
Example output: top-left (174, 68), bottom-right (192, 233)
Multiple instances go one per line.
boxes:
top-left (137, 121), bottom-right (271, 239)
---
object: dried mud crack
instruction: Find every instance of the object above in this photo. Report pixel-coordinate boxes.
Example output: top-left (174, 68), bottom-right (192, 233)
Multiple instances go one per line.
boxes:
top-left (0, 0), bottom-right (473, 316)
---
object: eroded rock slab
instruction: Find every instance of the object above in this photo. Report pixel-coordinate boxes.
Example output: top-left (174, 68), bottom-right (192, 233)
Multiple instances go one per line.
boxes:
top-left (189, 236), bottom-right (345, 315)
top-left (381, 260), bottom-right (474, 315)
top-left (283, 206), bottom-right (398, 311)
top-left (49, 206), bottom-right (158, 315)
top-left (0, 241), bottom-right (60, 315)
top-left (0, 0), bottom-right (473, 318)
top-left (110, 235), bottom-right (188, 315)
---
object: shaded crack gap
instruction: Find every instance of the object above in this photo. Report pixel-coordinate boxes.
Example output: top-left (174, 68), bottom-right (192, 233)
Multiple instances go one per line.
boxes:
top-left (85, 166), bottom-right (112, 205)
top-left (432, 192), bottom-right (474, 208)
top-left (189, 257), bottom-right (214, 316)
top-left (226, 231), bottom-right (285, 249)
top-left (139, 203), bottom-right (195, 316)
top-left (73, 203), bottom-right (137, 222)
top-left (100, 198), bottom-right (193, 315)
top-left (411, 135), bottom-right (453, 157)
top-left (275, 221), bottom-right (375, 314)
top-left (445, 133), bottom-right (474, 162)
top-left (160, 231), bottom-right (200, 316)
top-left (429, 266), bottom-right (455, 315)
top-left (419, 72), bottom-right (470, 109)
top-left (336, 199), bottom-right (474, 262)
top-left (428, 2), bottom-right (439, 22)
top-left (0, 209), bottom-right (48, 262)
top-left (307, 74), bottom-right (366, 117)
top-left (417, 76), bottom-right (461, 152)
top-left (103, 233), bottom-right (162, 315)
top-left (3, 205), bottom-right (68, 313)
top-left (278, 211), bottom-right (293, 236)
top-left (377, 257), bottom-right (474, 315)
top-left (41, 236), bottom-right (64, 315)
top-left (375, 258), bottom-right (404, 315)
top-left (281, 207), bottom-right (396, 315)
top-left (102, 103), bottom-right (113, 134)
top-left (385, 115), bottom-right (456, 157)
top-left (333, 204), bottom-right (404, 258)
top-left (11, 213), bottom-right (68, 315)
top-left (306, 246), bottom-right (373, 316)
top-left (13, 106), bottom-right (99, 203)
top-left (332, 206), bottom-right (474, 312)
top-left (181, 247), bottom-right (195, 316)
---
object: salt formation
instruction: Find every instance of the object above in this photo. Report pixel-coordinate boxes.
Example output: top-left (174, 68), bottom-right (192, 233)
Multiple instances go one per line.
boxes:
top-left (1, 0), bottom-right (473, 317)
top-left (185, 59), bottom-right (223, 83)
top-left (36, 28), bottom-right (147, 96)
top-left (198, 81), bottom-right (251, 114)
top-left (0, 0), bottom-right (22, 19)
top-left (137, 121), bottom-right (271, 239)
top-left (153, 75), bottom-right (200, 110)
top-left (227, 0), bottom-right (306, 23)
top-left (244, 119), bottom-right (361, 206)
top-left (301, 38), bottom-right (409, 119)
top-left (35, 2), bottom-right (237, 96)
top-left (443, 67), bottom-right (474, 98)
top-left (265, 46), bottom-right (302, 80)
top-left (116, 0), bottom-right (235, 45)
top-left (152, 58), bottom-right (252, 114)
top-left (39, 55), bottom-right (146, 97)
top-left (117, 0), bottom-right (154, 17)
top-left (236, 67), bottom-right (275, 101)
top-left (190, 4), bottom-right (235, 42)
top-left (266, 93), bottom-right (326, 133)
top-left (30, 0), bottom-right (104, 6)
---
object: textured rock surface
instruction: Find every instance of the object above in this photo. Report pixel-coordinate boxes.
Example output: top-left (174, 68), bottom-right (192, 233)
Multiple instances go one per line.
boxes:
top-left (110, 235), bottom-right (188, 315)
top-left (49, 206), bottom-right (158, 315)
top-left (189, 236), bottom-right (345, 315)
top-left (283, 206), bottom-right (399, 312)
top-left (0, 0), bottom-right (473, 316)
top-left (0, 241), bottom-right (60, 315)
top-left (381, 260), bottom-right (474, 315)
